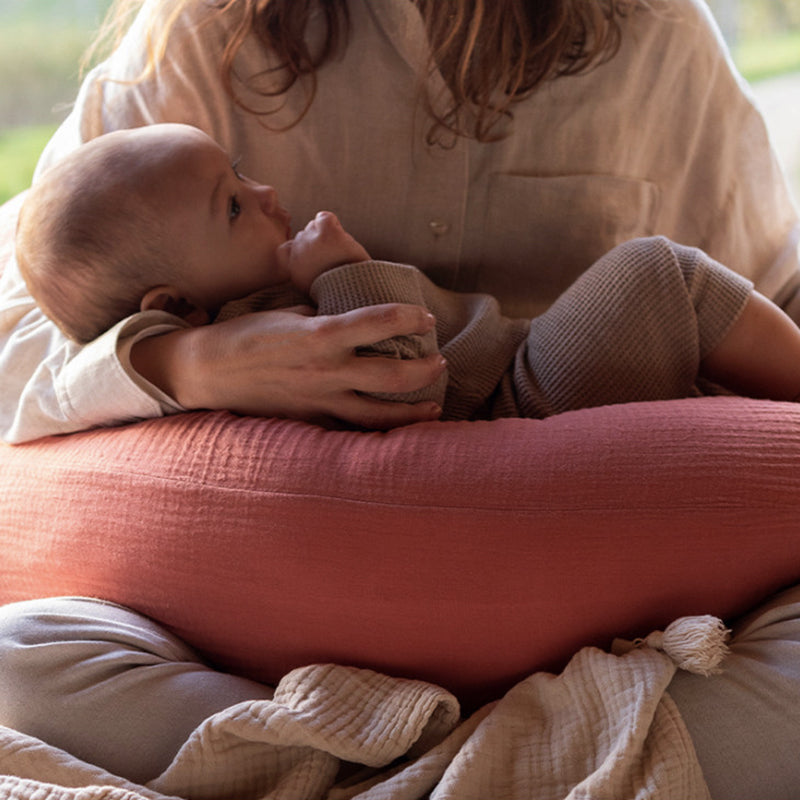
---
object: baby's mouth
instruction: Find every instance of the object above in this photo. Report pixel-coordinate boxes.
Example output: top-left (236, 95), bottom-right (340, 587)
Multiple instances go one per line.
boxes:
top-left (279, 207), bottom-right (292, 239)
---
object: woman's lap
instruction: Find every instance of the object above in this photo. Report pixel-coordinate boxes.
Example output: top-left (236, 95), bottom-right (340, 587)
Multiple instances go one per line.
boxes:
top-left (2, 590), bottom-right (800, 792)
top-left (0, 597), bottom-right (274, 784)
top-left (668, 584), bottom-right (800, 800)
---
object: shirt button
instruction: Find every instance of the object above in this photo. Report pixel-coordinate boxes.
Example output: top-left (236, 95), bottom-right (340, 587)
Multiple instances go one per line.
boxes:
top-left (428, 220), bottom-right (451, 237)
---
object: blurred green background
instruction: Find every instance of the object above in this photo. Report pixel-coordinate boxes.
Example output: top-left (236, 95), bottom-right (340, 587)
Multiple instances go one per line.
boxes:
top-left (0, 0), bottom-right (112, 203)
top-left (1, 0), bottom-right (799, 205)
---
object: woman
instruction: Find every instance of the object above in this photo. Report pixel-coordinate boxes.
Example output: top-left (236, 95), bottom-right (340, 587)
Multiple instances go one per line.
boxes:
top-left (1, 0), bottom-right (800, 796)
top-left (0, 0), bottom-right (797, 441)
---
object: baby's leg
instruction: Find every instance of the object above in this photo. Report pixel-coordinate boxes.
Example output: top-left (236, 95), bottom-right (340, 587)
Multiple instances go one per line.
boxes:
top-left (514, 236), bottom-right (754, 417)
top-left (0, 597), bottom-right (274, 784)
top-left (701, 289), bottom-right (800, 400)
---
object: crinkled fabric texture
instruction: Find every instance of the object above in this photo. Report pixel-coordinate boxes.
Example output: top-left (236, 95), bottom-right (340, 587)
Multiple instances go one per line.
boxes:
top-left (0, 647), bottom-right (708, 800)
top-left (3, 397), bottom-right (800, 706)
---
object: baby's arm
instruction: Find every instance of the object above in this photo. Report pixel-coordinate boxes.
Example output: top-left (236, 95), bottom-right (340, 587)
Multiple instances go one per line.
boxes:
top-left (309, 259), bottom-right (449, 408)
top-left (283, 211), bottom-right (448, 408)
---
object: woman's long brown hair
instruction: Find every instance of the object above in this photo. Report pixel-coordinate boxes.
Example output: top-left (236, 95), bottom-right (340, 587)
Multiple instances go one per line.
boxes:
top-left (87, 0), bottom-right (641, 142)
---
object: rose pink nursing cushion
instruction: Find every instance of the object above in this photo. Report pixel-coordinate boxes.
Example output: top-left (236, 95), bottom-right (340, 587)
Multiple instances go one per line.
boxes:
top-left (2, 398), bottom-right (800, 704)
top-left (3, 192), bottom-right (800, 703)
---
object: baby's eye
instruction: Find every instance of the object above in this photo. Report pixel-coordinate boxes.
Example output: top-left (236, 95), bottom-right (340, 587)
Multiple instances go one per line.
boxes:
top-left (228, 195), bottom-right (241, 221)
top-left (231, 157), bottom-right (244, 180)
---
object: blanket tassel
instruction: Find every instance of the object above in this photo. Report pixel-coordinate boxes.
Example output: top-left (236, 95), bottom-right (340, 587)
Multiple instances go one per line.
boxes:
top-left (632, 615), bottom-right (731, 676)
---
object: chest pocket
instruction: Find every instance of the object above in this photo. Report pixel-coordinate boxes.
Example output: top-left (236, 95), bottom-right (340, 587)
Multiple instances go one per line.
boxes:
top-left (475, 173), bottom-right (661, 318)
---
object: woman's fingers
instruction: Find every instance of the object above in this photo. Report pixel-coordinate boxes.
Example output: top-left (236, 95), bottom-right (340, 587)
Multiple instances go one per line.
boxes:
top-left (308, 305), bottom-right (445, 395)
top-left (314, 303), bottom-right (436, 348)
top-left (341, 352), bottom-right (446, 395)
top-left (330, 394), bottom-right (442, 430)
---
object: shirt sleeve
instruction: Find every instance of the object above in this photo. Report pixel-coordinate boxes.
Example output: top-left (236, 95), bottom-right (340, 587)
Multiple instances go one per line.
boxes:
top-left (0, 254), bottom-right (188, 442)
top-left (659, 0), bottom-right (799, 302)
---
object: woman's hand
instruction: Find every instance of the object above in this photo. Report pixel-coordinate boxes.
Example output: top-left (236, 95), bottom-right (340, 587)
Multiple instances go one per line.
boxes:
top-left (130, 303), bottom-right (445, 429)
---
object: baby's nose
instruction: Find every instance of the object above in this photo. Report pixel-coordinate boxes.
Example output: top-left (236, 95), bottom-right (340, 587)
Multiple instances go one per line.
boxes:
top-left (255, 184), bottom-right (279, 215)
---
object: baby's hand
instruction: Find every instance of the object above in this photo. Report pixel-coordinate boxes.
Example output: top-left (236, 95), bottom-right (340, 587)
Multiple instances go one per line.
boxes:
top-left (279, 211), bottom-right (370, 294)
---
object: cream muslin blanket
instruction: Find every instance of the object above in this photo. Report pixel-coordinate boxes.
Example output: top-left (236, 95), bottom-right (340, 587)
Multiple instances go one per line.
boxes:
top-left (0, 617), bottom-right (725, 800)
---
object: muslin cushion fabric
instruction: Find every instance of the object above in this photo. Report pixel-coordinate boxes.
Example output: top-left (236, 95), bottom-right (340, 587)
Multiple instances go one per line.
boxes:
top-left (2, 183), bottom-right (800, 705)
top-left (2, 397), bottom-right (800, 705)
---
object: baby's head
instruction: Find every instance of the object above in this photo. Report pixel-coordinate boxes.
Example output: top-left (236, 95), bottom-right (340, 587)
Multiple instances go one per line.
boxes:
top-left (17, 123), bottom-right (293, 342)
top-left (17, 126), bottom-right (189, 342)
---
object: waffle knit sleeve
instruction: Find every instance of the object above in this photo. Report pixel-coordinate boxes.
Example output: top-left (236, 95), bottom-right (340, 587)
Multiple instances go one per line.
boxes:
top-left (311, 261), bottom-right (528, 417)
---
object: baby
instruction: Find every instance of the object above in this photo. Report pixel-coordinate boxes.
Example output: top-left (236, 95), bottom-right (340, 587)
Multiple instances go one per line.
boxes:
top-left (16, 123), bottom-right (800, 421)
top-left (15, 123), bottom-right (366, 342)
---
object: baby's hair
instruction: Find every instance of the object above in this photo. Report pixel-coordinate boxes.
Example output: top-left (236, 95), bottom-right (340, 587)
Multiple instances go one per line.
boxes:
top-left (16, 133), bottom-right (180, 343)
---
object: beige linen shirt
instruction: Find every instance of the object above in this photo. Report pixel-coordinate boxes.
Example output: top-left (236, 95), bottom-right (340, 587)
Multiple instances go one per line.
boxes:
top-left (0, 0), bottom-right (797, 442)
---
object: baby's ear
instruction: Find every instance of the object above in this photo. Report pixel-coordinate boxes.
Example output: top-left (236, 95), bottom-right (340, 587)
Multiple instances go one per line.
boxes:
top-left (140, 285), bottom-right (210, 326)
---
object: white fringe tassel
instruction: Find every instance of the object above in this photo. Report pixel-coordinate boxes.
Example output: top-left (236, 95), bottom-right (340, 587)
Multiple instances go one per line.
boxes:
top-left (632, 615), bottom-right (731, 676)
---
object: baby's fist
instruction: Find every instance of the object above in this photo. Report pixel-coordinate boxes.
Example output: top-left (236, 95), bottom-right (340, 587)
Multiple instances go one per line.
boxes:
top-left (280, 211), bottom-right (370, 294)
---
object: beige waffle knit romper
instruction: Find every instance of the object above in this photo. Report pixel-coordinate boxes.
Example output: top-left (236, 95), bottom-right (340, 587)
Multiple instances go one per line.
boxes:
top-left (308, 236), bottom-right (753, 420)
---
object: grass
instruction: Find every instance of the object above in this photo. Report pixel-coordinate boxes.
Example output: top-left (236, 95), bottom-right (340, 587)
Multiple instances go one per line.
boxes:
top-left (0, 2), bottom-right (108, 203)
top-left (736, 29), bottom-right (800, 82)
top-left (0, 125), bottom-right (58, 205)
top-left (0, 21), bottom-right (100, 128)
